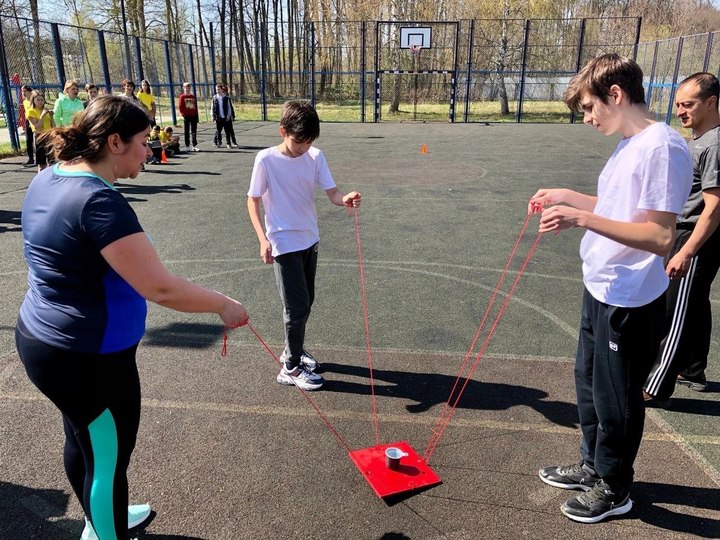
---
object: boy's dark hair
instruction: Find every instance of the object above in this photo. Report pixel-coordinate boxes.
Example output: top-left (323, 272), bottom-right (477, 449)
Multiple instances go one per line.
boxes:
top-left (679, 72), bottom-right (720, 102)
top-left (22, 85), bottom-right (32, 93)
top-left (85, 83), bottom-right (98, 91)
top-left (280, 100), bottom-right (320, 142)
top-left (121, 78), bottom-right (135, 88)
top-left (38, 95), bottom-right (150, 163)
top-left (564, 53), bottom-right (645, 112)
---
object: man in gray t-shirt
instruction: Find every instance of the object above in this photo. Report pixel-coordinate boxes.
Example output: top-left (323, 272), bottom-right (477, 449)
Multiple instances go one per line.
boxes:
top-left (645, 72), bottom-right (720, 403)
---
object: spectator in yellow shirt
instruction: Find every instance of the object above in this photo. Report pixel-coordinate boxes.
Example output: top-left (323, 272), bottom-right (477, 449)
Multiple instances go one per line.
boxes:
top-left (27, 92), bottom-right (55, 172)
top-left (137, 80), bottom-right (157, 126)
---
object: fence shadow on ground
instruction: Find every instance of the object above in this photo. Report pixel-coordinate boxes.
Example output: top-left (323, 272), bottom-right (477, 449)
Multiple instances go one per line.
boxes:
top-left (634, 481), bottom-right (720, 538)
top-left (142, 322), bottom-right (223, 349)
top-left (320, 362), bottom-right (578, 428)
top-left (116, 183), bottom-right (197, 194)
top-left (0, 480), bottom-right (74, 539)
top-left (663, 395), bottom-right (720, 417)
top-left (0, 210), bottom-right (20, 233)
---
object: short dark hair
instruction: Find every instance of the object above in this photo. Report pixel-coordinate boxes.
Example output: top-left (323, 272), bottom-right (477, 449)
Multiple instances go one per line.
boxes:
top-left (21, 85), bottom-right (32, 93)
top-left (280, 100), bottom-right (320, 142)
top-left (564, 53), bottom-right (645, 111)
top-left (38, 95), bottom-right (150, 163)
top-left (85, 83), bottom-right (98, 91)
top-left (121, 78), bottom-right (135, 88)
top-left (679, 72), bottom-right (720, 102)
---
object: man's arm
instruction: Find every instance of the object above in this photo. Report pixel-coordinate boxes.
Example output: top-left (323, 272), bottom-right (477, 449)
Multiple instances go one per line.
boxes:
top-left (247, 196), bottom-right (273, 264)
top-left (666, 187), bottom-right (720, 278)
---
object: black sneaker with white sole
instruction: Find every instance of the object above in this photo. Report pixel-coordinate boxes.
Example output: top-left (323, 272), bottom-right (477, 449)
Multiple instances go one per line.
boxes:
top-left (560, 480), bottom-right (632, 523)
top-left (539, 461), bottom-right (600, 491)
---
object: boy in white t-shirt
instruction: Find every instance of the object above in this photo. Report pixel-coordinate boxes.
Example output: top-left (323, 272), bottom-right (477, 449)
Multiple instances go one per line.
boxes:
top-left (247, 101), bottom-right (361, 391)
top-left (528, 54), bottom-right (692, 524)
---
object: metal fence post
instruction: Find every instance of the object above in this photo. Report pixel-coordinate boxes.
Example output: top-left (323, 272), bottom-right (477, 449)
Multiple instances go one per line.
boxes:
top-left (164, 40), bottom-right (177, 126)
top-left (516, 19), bottom-right (531, 123)
top-left (570, 18), bottom-right (587, 124)
top-left (449, 21), bottom-right (460, 122)
top-left (666, 36), bottom-right (684, 124)
top-left (134, 35), bottom-right (144, 81)
top-left (310, 22), bottom-right (316, 106)
top-left (188, 44), bottom-right (197, 97)
top-left (374, 21), bottom-right (380, 123)
top-left (260, 25), bottom-right (267, 121)
top-left (646, 40), bottom-right (659, 112)
top-left (210, 22), bottom-right (217, 89)
top-left (463, 19), bottom-right (475, 123)
top-left (360, 21), bottom-right (366, 123)
top-left (51, 23), bottom-right (66, 86)
top-left (0, 17), bottom-right (20, 150)
top-left (632, 17), bottom-right (642, 61)
top-left (703, 32), bottom-right (713, 72)
top-left (97, 30), bottom-right (112, 95)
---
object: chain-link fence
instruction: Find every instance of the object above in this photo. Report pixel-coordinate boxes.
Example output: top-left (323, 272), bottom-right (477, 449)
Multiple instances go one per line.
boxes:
top-left (2, 14), bottom-right (720, 151)
top-left (0, 15), bottom-right (215, 150)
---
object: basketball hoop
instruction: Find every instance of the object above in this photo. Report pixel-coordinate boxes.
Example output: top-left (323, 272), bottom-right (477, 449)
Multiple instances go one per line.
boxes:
top-left (409, 44), bottom-right (422, 56)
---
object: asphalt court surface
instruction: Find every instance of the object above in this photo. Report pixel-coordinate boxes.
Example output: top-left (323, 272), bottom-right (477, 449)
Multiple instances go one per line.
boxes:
top-left (0, 121), bottom-right (718, 539)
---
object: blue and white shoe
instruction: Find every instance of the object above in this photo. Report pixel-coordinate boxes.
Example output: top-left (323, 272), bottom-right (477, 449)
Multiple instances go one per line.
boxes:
top-left (80, 504), bottom-right (152, 539)
top-left (300, 350), bottom-right (319, 372)
top-left (276, 365), bottom-right (324, 390)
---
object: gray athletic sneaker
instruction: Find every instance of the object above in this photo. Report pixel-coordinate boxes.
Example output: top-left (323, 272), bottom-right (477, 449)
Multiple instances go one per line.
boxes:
top-left (539, 461), bottom-right (600, 491)
top-left (276, 365), bottom-right (324, 390)
top-left (560, 480), bottom-right (632, 523)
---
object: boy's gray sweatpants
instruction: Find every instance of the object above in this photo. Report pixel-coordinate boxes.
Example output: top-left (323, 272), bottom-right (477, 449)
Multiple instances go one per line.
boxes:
top-left (273, 242), bottom-right (319, 369)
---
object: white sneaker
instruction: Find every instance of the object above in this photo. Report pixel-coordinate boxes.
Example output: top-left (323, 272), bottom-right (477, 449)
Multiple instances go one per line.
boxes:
top-left (80, 504), bottom-right (152, 539)
top-left (276, 365), bottom-right (324, 390)
top-left (300, 350), bottom-right (319, 372)
top-left (192, 146), bottom-right (200, 152)
top-left (226, 143), bottom-right (232, 148)
top-left (184, 146), bottom-right (191, 152)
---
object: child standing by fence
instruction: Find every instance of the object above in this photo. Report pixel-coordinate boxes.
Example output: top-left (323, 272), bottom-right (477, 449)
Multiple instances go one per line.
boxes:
top-left (178, 82), bottom-right (200, 152)
top-left (26, 91), bottom-right (55, 172)
top-left (212, 84), bottom-right (238, 148)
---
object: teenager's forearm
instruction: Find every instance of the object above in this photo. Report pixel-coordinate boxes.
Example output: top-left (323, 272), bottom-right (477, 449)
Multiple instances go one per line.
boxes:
top-left (247, 197), bottom-right (267, 241)
top-left (562, 190), bottom-right (598, 212)
top-left (581, 213), bottom-right (675, 256)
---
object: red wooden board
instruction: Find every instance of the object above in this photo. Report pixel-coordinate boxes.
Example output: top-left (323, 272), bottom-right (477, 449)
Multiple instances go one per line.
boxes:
top-left (348, 441), bottom-right (442, 498)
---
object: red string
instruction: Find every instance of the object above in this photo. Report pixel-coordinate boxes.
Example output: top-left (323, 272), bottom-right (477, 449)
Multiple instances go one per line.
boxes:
top-left (245, 322), bottom-right (353, 453)
top-left (352, 207), bottom-right (381, 447)
top-left (221, 330), bottom-right (228, 357)
top-left (424, 218), bottom-right (542, 461)
top-left (424, 213), bottom-right (535, 454)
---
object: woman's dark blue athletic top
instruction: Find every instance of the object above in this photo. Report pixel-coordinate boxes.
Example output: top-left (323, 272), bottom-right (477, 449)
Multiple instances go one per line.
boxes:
top-left (19, 164), bottom-right (147, 353)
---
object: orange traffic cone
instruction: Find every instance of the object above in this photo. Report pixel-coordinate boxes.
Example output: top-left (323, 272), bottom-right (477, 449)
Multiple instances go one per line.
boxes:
top-left (420, 144), bottom-right (428, 154)
top-left (161, 149), bottom-right (168, 163)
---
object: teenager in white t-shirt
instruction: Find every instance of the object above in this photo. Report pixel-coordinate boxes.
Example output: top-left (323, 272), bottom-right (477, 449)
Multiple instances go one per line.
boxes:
top-left (528, 54), bottom-right (692, 524)
top-left (247, 101), bottom-right (361, 391)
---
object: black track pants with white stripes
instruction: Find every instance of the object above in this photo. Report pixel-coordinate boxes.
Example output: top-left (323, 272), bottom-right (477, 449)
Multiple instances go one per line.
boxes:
top-left (644, 227), bottom-right (720, 399)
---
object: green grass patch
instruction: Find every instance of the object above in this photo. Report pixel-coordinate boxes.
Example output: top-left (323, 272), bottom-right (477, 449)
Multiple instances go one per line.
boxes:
top-left (229, 99), bottom-right (578, 123)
